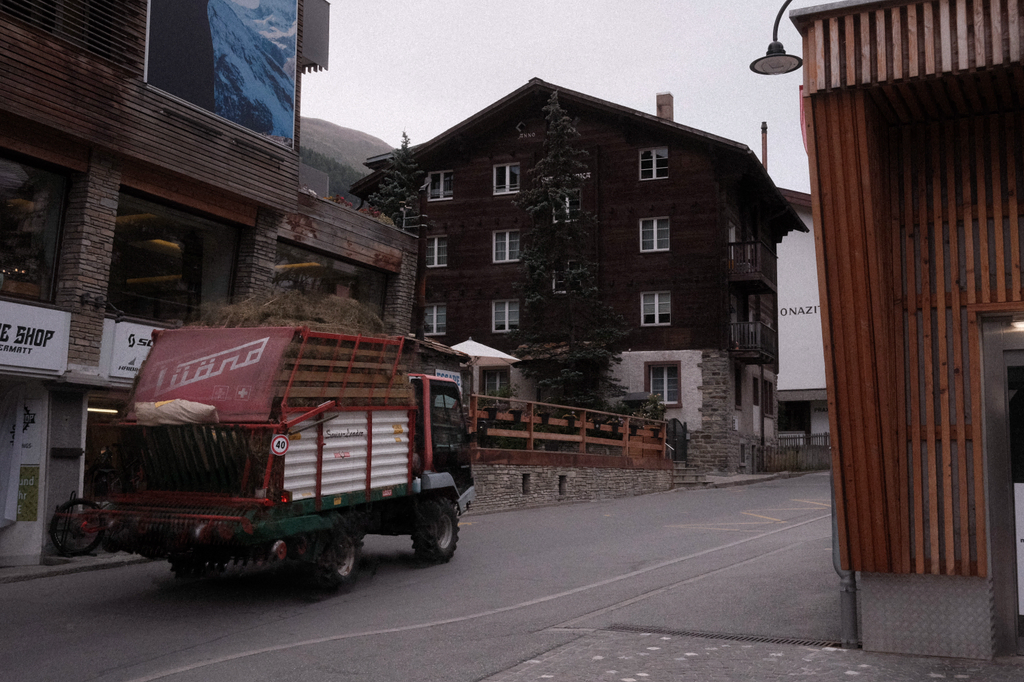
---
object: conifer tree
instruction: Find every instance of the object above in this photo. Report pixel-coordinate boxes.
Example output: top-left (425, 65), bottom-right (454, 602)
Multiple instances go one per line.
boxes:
top-left (368, 132), bottom-right (423, 228)
top-left (512, 92), bottom-right (627, 408)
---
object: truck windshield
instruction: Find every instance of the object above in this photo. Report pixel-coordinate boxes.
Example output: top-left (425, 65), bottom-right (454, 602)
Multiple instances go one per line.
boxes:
top-left (430, 381), bottom-right (465, 469)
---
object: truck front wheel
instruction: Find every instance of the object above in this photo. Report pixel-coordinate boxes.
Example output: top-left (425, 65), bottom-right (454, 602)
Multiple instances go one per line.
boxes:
top-left (315, 518), bottom-right (362, 590)
top-left (412, 498), bottom-right (459, 563)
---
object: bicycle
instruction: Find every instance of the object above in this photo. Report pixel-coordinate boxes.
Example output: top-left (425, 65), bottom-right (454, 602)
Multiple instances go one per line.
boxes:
top-left (48, 492), bottom-right (105, 557)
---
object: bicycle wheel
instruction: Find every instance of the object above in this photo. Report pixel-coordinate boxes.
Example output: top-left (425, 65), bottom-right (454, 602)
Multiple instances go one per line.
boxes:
top-left (49, 498), bottom-right (104, 556)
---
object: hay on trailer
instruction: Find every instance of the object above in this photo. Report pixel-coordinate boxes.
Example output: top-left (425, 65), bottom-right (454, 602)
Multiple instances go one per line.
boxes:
top-left (192, 291), bottom-right (387, 336)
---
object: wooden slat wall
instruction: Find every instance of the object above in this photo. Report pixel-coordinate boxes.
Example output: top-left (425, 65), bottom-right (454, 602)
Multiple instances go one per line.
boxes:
top-left (0, 3), bottom-right (300, 215)
top-left (799, 0), bottom-right (1024, 577)
top-left (802, 0), bottom-right (1024, 93)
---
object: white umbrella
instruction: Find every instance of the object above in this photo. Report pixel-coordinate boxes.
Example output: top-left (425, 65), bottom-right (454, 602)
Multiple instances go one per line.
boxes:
top-left (451, 339), bottom-right (519, 367)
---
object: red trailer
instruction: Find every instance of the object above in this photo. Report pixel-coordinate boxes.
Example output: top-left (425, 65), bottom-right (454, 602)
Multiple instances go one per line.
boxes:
top-left (51, 326), bottom-right (474, 588)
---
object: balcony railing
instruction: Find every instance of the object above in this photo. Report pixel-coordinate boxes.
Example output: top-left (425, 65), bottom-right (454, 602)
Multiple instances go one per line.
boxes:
top-left (729, 321), bottom-right (777, 363)
top-left (727, 241), bottom-right (777, 290)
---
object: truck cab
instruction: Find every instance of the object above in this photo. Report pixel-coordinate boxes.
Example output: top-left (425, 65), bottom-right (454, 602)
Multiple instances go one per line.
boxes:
top-left (409, 374), bottom-right (474, 504)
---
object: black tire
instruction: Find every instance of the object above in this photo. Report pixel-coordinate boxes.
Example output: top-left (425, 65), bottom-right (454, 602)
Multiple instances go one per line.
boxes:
top-left (49, 498), bottom-right (104, 557)
top-left (411, 497), bottom-right (459, 564)
top-left (315, 516), bottom-right (362, 590)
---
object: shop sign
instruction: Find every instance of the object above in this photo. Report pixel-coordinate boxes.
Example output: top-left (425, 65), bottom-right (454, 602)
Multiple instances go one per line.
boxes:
top-left (110, 322), bottom-right (161, 379)
top-left (435, 369), bottom-right (462, 392)
top-left (0, 301), bottom-right (70, 374)
top-left (16, 466), bottom-right (38, 522)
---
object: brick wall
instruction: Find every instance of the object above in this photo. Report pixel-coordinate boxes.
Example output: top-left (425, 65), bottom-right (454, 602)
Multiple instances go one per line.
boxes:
top-left (468, 463), bottom-right (672, 514)
top-left (55, 150), bottom-right (121, 367)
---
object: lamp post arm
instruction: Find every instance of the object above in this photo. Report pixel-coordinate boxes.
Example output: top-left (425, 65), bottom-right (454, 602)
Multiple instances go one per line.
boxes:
top-left (772, 0), bottom-right (795, 42)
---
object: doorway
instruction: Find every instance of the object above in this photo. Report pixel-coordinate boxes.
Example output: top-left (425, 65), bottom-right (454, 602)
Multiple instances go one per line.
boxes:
top-left (981, 319), bottom-right (1024, 655)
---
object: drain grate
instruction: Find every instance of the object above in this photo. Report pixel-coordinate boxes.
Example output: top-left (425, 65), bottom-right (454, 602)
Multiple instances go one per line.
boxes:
top-left (607, 623), bottom-right (843, 649)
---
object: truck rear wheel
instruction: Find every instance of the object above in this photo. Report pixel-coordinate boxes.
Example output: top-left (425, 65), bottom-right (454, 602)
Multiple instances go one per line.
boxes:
top-left (316, 518), bottom-right (362, 590)
top-left (412, 497), bottom-right (459, 564)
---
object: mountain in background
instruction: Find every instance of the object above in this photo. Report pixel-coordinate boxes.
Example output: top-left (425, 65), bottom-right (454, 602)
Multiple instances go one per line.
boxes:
top-left (299, 118), bottom-right (393, 202)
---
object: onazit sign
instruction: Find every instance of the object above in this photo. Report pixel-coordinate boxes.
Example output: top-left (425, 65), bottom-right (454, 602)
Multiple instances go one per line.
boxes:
top-left (0, 301), bottom-right (70, 375)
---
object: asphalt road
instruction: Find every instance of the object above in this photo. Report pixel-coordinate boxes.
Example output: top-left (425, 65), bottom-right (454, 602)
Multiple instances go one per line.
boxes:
top-left (0, 473), bottom-right (837, 682)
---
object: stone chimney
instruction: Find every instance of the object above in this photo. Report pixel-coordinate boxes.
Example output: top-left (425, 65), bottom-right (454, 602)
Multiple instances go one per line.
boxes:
top-left (656, 92), bottom-right (674, 122)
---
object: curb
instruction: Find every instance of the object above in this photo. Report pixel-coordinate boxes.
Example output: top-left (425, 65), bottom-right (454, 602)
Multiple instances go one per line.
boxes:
top-left (706, 473), bottom-right (785, 488)
top-left (0, 554), bottom-right (152, 584)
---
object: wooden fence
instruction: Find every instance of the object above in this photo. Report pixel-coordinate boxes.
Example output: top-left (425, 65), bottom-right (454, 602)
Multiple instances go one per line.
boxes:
top-left (468, 395), bottom-right (667, 459)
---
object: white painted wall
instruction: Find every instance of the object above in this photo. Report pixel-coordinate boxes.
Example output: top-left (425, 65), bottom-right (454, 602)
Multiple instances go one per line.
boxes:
top-left (811, 400), bottom-right (830, 434)
top-left (777, 198), bottom-right (827, 393)
top-left (610, 350), bottom-right (703, 429)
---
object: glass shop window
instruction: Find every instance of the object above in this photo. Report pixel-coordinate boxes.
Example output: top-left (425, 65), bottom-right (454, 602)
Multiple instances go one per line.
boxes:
top-left (0, 156), bottom-right (66, 301)
top-left (108, 194), bottom-right (237, 323)
top-left (274, 241), bottom-right (388, 317)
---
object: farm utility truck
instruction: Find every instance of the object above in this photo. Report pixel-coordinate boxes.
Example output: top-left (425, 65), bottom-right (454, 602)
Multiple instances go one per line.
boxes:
top-left (70, 326), bottom-right (474, 587)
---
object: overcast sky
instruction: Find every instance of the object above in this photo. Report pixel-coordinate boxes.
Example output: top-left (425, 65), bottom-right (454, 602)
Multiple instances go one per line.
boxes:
top-left (301, 1), bottom-right (811, 193)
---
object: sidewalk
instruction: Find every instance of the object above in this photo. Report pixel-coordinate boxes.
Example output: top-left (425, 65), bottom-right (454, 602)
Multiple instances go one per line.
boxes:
top-left (484, 628), bottom-right (1024, 682)
top-left (0, 551), bottom-right (150, 584)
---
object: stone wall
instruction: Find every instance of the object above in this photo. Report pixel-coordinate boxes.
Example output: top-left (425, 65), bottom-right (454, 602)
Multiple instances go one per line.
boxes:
top-left (688, 349), bottom-right (741, 472)
top-left (468, 463), bottom-right (672, 514)
top-left (56, 150), bottom-right (121, 368)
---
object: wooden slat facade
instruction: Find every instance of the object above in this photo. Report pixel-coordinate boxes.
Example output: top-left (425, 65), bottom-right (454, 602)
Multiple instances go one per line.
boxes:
top-left (0, 0), bottom-right (300, 219)
top-left (795, 0), bottom-right (1024, 577)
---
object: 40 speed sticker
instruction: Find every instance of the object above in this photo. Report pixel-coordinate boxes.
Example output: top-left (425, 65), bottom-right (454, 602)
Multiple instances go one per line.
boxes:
top-left (271, 434), bottom-right (290, 456)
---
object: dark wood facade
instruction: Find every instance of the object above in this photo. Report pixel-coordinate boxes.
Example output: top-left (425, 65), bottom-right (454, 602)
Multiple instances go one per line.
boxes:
top-left (352, 80), bottom-right (804, 362)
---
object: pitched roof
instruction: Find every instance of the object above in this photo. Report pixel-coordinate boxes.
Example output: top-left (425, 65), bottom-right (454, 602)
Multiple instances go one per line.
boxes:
top-left (351, 77), bottom-right (806, 235)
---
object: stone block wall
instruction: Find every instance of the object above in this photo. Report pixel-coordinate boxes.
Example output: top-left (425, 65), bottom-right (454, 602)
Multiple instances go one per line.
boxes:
top-left (688, 349), bottom-right (741, 472)
top-left (468, 463), bottom-right (672, 514)
top-left (56, 150), bottom-right (121, 368)
top-left (233, 207), bottom-right (280, 300)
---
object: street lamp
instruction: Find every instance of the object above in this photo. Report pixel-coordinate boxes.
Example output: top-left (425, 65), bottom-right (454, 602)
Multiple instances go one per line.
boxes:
top-left (750, 0), bottom-right (803, 75)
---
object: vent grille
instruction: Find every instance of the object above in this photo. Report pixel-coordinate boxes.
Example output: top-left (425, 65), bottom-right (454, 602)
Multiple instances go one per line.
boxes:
top-left (607, 624), bottom-right (844, 649)
top-left (1, 0), bottom-right (146, 67)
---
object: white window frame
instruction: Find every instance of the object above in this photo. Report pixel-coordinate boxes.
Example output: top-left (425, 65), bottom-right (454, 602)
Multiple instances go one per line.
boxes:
top-left (424, 303), bottom-right (446, 336)
top-left (648, 364), bottom-right (680, 405)
top-left (483, 369), bottom-right (510, 394)
top-left (493, 230), bottom-right (520, 263)
top-left (492, 299), bottom-right (519, 333)
top-left (641, 291), bottom-right (671, 326)
top-left (428, 170), bottom-right (453, 201)
top-left (640, 217), bottom-right (670, 252)
top-left (639, 147), bottom-right (669, 180)
top-left (493, 163), bottom-right (521, 195)
top-left (426, 235), bottom-right (448, 268)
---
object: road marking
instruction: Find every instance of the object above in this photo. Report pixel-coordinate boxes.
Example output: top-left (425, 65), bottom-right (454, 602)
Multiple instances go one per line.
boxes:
top-left (666, 521), bottom-right (785, 528)
top-left (792, 499), bottom-right (830, 507)
top-left (553, 536), bottom-right (823, 629)
top-left (121, 513), bottom-right (831, 682)
top-left (741, 512), bottom-right (783, 522)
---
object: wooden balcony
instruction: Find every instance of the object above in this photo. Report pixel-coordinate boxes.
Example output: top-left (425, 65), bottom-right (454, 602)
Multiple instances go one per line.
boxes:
top-left (727, 241), bottom-right (777, 293)
top-left (729, 321), bottom-right (777, 365)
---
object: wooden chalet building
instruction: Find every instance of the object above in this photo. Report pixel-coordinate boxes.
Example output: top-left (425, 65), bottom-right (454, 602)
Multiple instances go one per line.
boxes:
top-left (352, 79), bottom-right (806, 473)
top-left (793, 0), bottom-right (1024, 659)
top-left (0, 0), bottom-right (417, 566)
